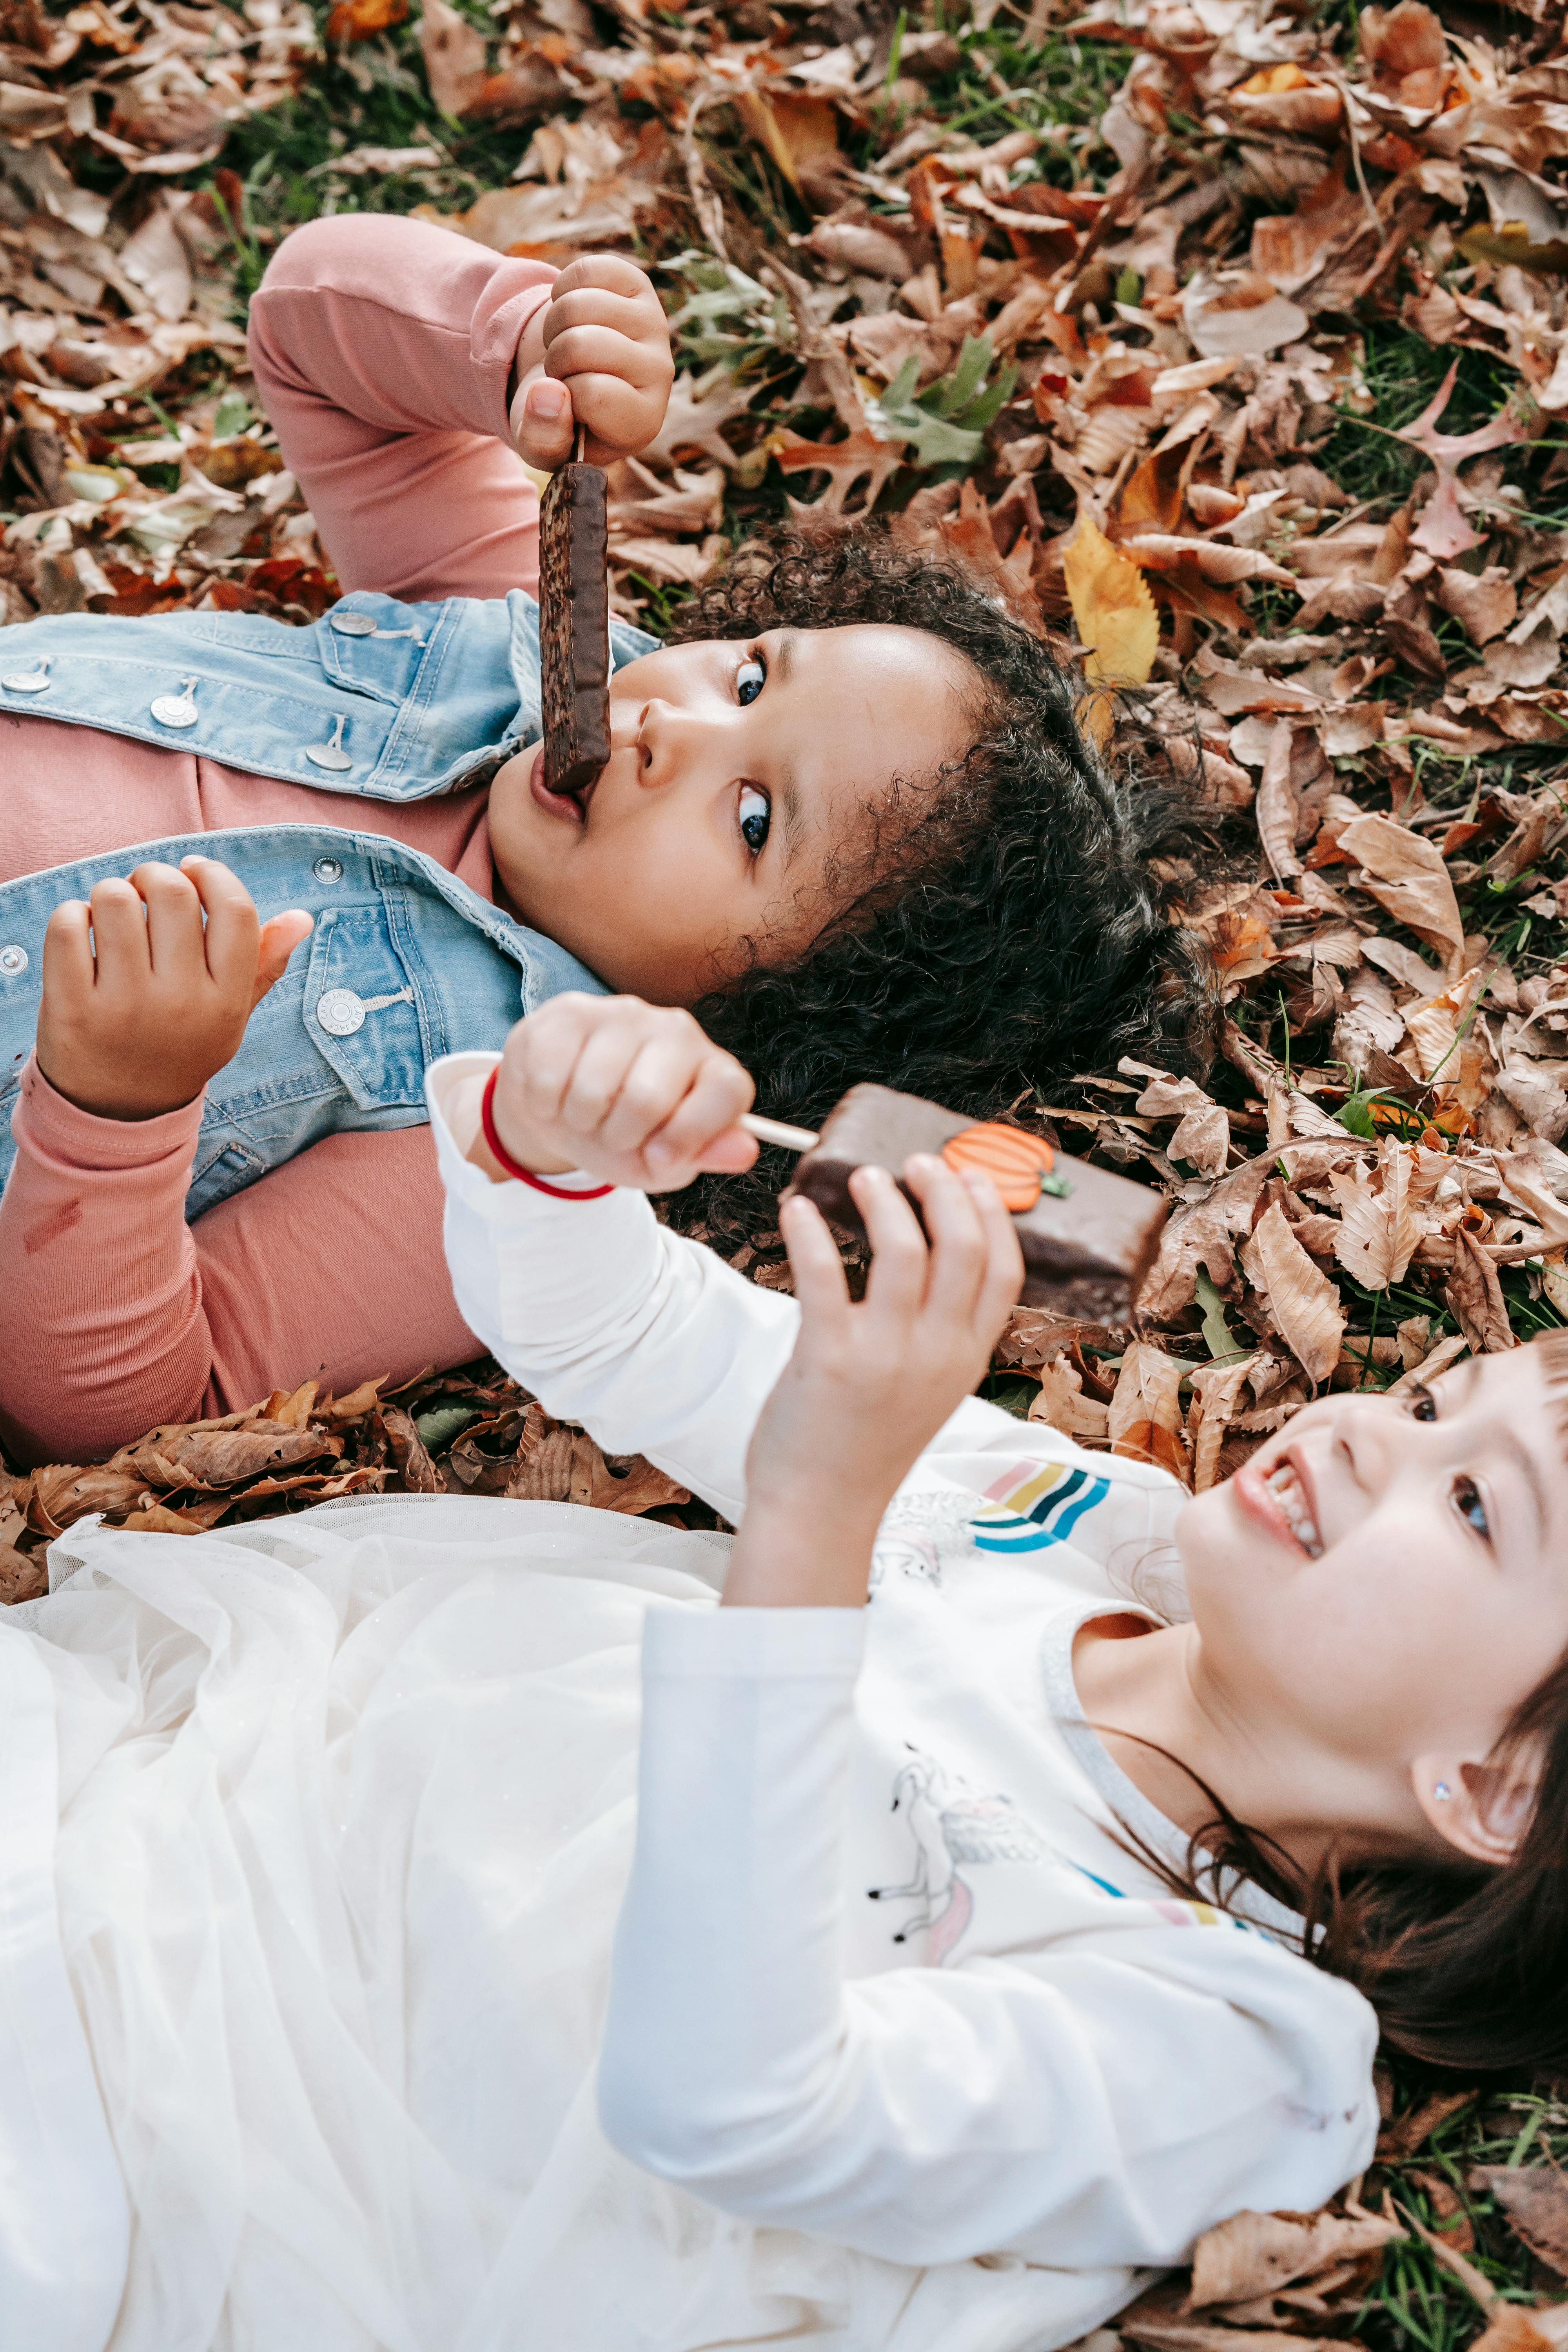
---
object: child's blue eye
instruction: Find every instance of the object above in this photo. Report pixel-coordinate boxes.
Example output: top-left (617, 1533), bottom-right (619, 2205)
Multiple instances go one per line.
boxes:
top-left (1452, 1475), bottom-right (1490, 1541)
top-left (738, 784), bottom-right (770, 855)
top-left (737, 656), bottom-right (766, 707)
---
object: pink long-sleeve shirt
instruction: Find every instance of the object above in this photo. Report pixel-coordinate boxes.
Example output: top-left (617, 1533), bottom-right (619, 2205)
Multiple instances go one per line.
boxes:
top-left (0, 214), bottom-right (563, 1464)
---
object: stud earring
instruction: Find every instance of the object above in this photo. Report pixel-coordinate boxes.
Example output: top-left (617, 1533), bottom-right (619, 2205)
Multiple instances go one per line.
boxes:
top-left (1433, 1781), bottom-right (1452, 1803)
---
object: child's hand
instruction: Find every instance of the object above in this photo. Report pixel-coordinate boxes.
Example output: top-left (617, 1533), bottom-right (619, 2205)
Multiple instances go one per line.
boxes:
top-left (722, 1159), bottom-right (1025, 1609)
top-left (510, 256), bottom-right (675, 473)
top-left (474, 994), bottom-right (759, 1190)
top-left (35, 857), bottom-right (313, 1121)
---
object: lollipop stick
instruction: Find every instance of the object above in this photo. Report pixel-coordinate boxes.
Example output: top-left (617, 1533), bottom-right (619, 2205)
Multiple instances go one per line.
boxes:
top-left (739, 1111), bottom-right (819, 1153)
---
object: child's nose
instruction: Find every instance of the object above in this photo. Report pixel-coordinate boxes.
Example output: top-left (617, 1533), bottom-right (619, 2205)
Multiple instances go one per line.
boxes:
top-left (634, 698), bottom-right (722, 787)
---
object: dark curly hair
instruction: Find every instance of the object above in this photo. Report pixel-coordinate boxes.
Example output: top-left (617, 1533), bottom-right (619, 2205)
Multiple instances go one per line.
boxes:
top-left (659, 524), bottom-right (1222, 1243)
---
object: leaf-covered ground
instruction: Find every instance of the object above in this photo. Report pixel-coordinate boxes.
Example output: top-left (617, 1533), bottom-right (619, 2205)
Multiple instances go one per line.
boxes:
top-left (6, 0), bottom-right (1568, 2331)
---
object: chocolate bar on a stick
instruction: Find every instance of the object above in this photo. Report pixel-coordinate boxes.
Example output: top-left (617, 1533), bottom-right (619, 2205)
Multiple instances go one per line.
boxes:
top-left (538, 438), bottom-right (612, 799)
top-left (741, 1084), bottom-right (1167, 1322)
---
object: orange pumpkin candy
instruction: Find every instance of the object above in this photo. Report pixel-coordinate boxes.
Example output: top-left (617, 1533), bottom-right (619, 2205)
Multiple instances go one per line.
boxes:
top-left (939, 1122), bottom-right (1056, 1212)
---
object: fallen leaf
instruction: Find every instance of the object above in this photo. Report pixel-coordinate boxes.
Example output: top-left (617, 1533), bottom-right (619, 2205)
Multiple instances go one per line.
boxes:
top-left (1186, 1353), bottom-right (1263, 1492)
top-left (1329, 1147), bottom-right (1422, 1288)
top-left (1189, 2207), bottom-right (1405, 2310)
top-left (1107, 1343), bottom-right (1188, 1479)
top-left (418, 0), bottom-right (487, 118)
top-left (1064, 514), bottom-right (1159, 689)
top-left (1469, 2169), bottom-right (1568, 2279)
top-left (1029, 1356), bottom-right (1112, 1443)
top-left (1336, 814), bottom-right (1466, 976)
top-left (1436, 567), bottom-right (1517, 646)
top-left (1445, 1227), bottom-right (1517, 1353)
top-left (1241, 1200), bottom-right (1348, 1383)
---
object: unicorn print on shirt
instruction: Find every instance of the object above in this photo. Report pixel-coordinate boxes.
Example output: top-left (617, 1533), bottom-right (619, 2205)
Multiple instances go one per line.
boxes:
top-left (868, 1747), bottom-right (1049, 1966)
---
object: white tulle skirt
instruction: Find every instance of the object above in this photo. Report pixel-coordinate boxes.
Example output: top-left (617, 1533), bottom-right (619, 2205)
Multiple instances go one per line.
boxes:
top-left (5, 1495), bottom-right (1124, 2352)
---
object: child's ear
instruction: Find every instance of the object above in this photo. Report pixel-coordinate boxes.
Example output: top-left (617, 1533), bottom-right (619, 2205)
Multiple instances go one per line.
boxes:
top-left (1410, 1747), bottom-right (1543, 1866)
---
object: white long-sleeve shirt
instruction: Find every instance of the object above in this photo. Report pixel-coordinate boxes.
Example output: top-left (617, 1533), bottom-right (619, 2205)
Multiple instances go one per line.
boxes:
top-left (428, 1055), bottom-right (1378, 2305)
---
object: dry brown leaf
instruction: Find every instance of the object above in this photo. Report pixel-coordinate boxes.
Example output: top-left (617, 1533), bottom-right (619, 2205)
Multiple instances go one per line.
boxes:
top-left (1063, 514), bottom-right (1159, 689)
top-left (1029, 1357), bottom-right (1112, 1443)
top-left (1107, 1343), bottom-right (1187, 1480)
top-left (1436, 567), bottom-right (1518, 646)
top-left (418, 0), bottom-right (486, 117)
top-left (1336, 813), bottom-right (1467, 976)
top-left (1123, 2323), bottom-right (1325, 2352)
top-left (1328, 1148), bottom-right (1422, 1289)
top-left (1188, 2207), bottom-right (1405, 2310)
top-left (382, 1406), bottom-right (442, 1495)
top-left (0, 1543), bottom-right (48, 1604)
top-left (26, 1461), bottom-right (152, 1539)
top-left (570, 1434), bottom-right (691, 1515)
top-left (1241, 1200), bottom-right (1348, 1384)
top-left (1121, 1058), bottom-right (1230, 1176)
top-left (1256, 718), bottom-right (1303, 882)
top-left (1470, 2169), bottom-right (1568, 2280)
top-left (1445, 1226), bottom-right (1517, 1353)
top-left (1186, 1354), bottom-right (1263, 1493)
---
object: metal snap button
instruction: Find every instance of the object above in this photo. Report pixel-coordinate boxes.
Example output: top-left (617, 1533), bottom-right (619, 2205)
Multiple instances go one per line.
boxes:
top-left (312, 856), bottom-right (344, 885)
top-left (330, 610), bottom-right (377, 637)
top-left (1, 658), bottom-right (50, 693)
top-left (0, 946), bottom-right (27, 976)
top-left (316, 987), bottom-right (366, 1037)
top-left (151, 677), bottom-right (200, 728)
top-left (304, 714), bottom-right (353, 773)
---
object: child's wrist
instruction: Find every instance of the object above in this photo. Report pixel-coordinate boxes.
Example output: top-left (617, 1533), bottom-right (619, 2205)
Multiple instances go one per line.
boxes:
top-left (721, 1499), bottom-right (880, 1609)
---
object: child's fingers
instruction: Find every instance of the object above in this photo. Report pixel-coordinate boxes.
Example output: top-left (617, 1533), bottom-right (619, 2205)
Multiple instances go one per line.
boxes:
top-left (252, 911), bottom-right (314, 1008)
top-left (513, 377), bottom-right (574, 473)
top-left (850, 1163), bottom-right (931, 1327)
top-left (556, 1010), bottom-right (657, 1136)
top-left (640, 1049), bottom-right (757, 1172)
top-left (549, 254), bottom-right (659, 304)
top-left (966, 1170), bottom-right (1027, 1336)
top-left (86, 876), bottom-right (153, 987)
top-left (178, 857), bottom-right (261, 996)
top-left (902, 1153), bottom-right (990, 1324)
top-left (545, 323), bottom-right (671, 393)
top-left (780, 1192), bottom-right (853, 1336)
top-left (541, 287), bottom-right (667, 353)
top-left (131, 862), bottom-right (207, 982)
top-left (501, 993), bottom-right (604, 1131)
top-left (40, 899), bottom-right (94, 1004)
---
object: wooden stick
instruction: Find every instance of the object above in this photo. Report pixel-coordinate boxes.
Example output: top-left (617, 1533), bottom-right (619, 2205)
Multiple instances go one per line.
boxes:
top-left (740, 1111), bottom-right (819, 1153)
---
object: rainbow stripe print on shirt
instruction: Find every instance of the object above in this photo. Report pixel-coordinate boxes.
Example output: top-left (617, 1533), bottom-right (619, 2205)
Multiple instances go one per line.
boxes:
top-left (970, 1459), bottom-right (1111, 1554)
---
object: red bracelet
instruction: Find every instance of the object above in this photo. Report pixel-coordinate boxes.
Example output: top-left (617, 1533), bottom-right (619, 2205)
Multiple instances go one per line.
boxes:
top-left (480, 1068), bottom-right (614, 1200)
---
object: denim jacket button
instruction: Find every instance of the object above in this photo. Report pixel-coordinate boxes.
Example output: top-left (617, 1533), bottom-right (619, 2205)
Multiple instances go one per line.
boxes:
top-left (0, 946), bottom-right (27, 976)
top-left (151, 678), bottom-right (200, 728)
top-left (317, 987), bottom-right (367, 1037)
top-left (1, 659), bottom-right (50, 693)
top-left (312, 856), bottom-right (344, 884)
top-left (330, 612), bottom-right (377, 637)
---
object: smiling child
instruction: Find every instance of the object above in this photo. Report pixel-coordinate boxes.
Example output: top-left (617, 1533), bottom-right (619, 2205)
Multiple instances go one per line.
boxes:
top-left (10, 992), bottom-right (1567, 2350)
top-left (0, 213), bottom-right (1210, 1465)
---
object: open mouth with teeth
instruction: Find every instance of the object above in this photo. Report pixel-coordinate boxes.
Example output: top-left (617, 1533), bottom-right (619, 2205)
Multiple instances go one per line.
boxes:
top-left (1265, 1459), bottom-right (1323, 1558)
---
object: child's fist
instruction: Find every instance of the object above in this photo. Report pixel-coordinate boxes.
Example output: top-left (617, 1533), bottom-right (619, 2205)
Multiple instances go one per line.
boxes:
top-left (510, 256), bottom-right (675, 473)
top-left (35, 857), bottom-right (312, 1120)
top-left (472, 994), bottom-right (757, 1192)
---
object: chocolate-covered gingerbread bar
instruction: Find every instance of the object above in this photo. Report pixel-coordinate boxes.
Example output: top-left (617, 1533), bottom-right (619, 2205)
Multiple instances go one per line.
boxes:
top-left (538, 453), bottom-right (612, 799)
top-left (749, 1083), bottom-right (1167, 1322)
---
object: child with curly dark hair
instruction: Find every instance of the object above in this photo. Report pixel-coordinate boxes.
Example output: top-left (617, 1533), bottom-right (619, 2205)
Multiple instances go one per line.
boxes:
top-left (0, 214), bottom-right (1213, 1466)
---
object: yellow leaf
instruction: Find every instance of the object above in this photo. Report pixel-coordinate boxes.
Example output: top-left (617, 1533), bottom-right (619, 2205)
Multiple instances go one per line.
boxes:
top-left (1063, 515), bottom-right (1159, 690)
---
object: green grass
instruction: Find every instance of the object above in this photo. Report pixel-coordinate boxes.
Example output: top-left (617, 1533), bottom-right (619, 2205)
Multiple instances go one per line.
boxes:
top-left (1365, 2067), bottom-right (1568, 2352)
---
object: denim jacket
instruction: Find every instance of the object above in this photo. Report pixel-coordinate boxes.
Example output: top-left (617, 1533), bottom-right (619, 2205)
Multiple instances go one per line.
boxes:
top-left (0, 590), bottom-right (658, 1218)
